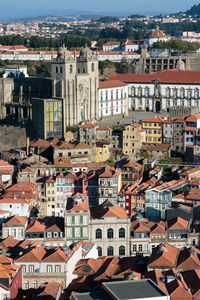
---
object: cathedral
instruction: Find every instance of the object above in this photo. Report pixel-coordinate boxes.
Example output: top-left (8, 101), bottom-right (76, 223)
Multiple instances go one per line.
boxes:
top-left (52, 46), bottom-right (99, 128)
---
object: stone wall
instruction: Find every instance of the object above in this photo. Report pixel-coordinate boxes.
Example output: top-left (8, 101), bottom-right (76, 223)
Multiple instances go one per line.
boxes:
top-left (0, 126), bottom-right (26, 151)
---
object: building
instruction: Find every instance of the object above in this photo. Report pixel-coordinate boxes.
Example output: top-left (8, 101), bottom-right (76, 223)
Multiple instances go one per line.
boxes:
top-left (109, 69), bottom-right (200, 113)
top-left (99, 80), bottom-right (129, 118)
top-left (95, 143), bottom-right (110, 163)
top-left (17, 166), bottom-right (36, 182)
top-left (65, 196), bottom-right (90, 246)
top-left (2, 216), bottom-right (27, 240)
top-left (52, 46), bottom-right (99, 128)
top-left (117, 159), bottom-right (143, 185)
top-left (90, 201), bottom-right (130, 257)
top-left (0, 78), bottom-right (14, 120)
top-left (98, 166), bottom-right (122, 205)
top-left (142, 117), bottom-right (164, 144)
top-left (184, 114), bottom-right (200, 151)
top-left (146, 26), bottom-right (171, 48)
top-left (0, 159), bottom-right (14, 187)
top-left (0, 255), bottom-right (22, 300)
top-left (0, 197), bottom-right (31, 217)
top-left (123, 123), bottom-right (146, 158)
top-left (31, 97), bottom-right (63, 139)
top-left (14, 242), bottom-right (97, 289)
top-left (72, 279), bottom-right (169, 300)
top-left (79, 124), bottom-right (97, 147)
top-left (145, 180), bottom-right (188, 221)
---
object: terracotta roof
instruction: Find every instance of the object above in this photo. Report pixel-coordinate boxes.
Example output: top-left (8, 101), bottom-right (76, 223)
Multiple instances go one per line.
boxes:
top-left (142, 116), bottom-right (164, 123)
top-left (30, 138), bottom-right (50, 147)
top-left (42, 248), bottom-right (69, 263)
top-left (96, 126), bottom-right (112, 131)
top-left (99, 80), bottom-right (128, 89)
top-left (91, 204), bottom-right (128, 219)
top-left (5, 216), bottom-right (26, 224)
top-left (148, 244), bottom-right (180, 269)
top-left (26, 220), bottom-right (46, 232)
top-left (0, 160), bottom-right (12, 167)
top-left (0, 197), bottom-right (31, 204)
top-left (103, 41), bottom-right (120, 46)
top-left (185, 126), bottom-right (196, 132)
top-left (69, 199), bottom-right (89, 211)
top-left (38, 282), bottom-right (62, 299)
top-left (177, 248), bottom-right (200, 270)
top-left (15, 247), bottom-right (46, 262)
top-left (22, 166), bottom-right (35, 173)
top-left (80, 123), bottom-right (97, 128)
top-left (186, 114), bottom-right (200, 122)
top-left (54, 157), bottom-right (72, 168)
top-left (0, 236), bottom-right (20, 250)
top-left (109, 69), bottom-right (200, 84)
top-left (168, 217), bottom-right (188, 230)
top-left (6, 182), bottom-right (38, 193)
top-left (150, 29), bottom-right (166, 37)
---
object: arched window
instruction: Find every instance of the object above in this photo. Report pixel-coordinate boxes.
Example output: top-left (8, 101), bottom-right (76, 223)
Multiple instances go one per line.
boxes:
top-left (91, 63), bottom-right (94, 72)
top-left (97, 246), bottom-right (102, 257)
top-left (132, 87), bottom-right (135, 97)
top-left (119, 246), bottom-right (125, 256)
top-left (83, 69), bottom-right (86, 73)
top-left (181, 88), bottom-right (185, 98)
top-left (119, 228), bottom-right (125, 238)
top-left (107, 228), bottom-right (113, 239)
top-left (96, 229), bottom-right (102, 239)
top-left (69, 65), bottom-right (73, 73)
top-left (60, 67), bottom-right (63, 74)
top-left (187, 89), bottom-right (191, 99)
top-left (107, 246), bottom-right (114, 256)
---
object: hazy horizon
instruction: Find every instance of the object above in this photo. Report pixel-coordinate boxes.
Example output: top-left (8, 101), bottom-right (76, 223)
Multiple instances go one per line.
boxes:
top-left (0, 0), bottom-right (199, 20)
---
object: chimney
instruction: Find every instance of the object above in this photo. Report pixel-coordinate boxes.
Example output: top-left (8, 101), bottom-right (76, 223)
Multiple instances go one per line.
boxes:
top-left (26, 137), bottom-right (30, 156)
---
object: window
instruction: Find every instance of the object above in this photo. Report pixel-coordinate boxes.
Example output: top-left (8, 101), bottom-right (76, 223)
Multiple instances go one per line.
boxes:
top-left (55, 265), bottom-right (61, 273)
top-left (69, 64), bottom-right (73, 73)
top-left (21, 265), bottom-right (26, 273)
top-left (29, 265), bottom-right (34, 273)
top-left (47, 265), bottom-right (52, 273)
top-left (97, 246), bottom-right (102, 257)
top-left (56, 66), bottom-right (58, 73)
top-left (139, 244), bottom-right (143, 252)
top-left (24, 281), bottom-right (29, 290)
top-left (91, 63), bottom-right (94, 72)
top-left (96, 229), bottom-right (102, 239)
top-left (107, 228), bottom-right (113, 239)
top-left (119, 246), bottom-right (125, 256)
top-left (107, 246), bottom-right (114, 256)
top-left (33, 281), bottom-right (38, 289)
top-left (119, 228), bottom-right (125, 238)
top-left (60, 67), bottom-right (62, 73)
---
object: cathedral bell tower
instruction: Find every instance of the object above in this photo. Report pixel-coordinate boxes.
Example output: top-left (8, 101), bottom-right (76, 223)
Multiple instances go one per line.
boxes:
top-left (52, 45), bottom-right (99, 129)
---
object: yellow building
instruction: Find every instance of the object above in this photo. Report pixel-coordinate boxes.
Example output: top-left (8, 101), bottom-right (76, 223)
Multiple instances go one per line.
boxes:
top-left (142, 117), bottom-right (164, 144)
top-left (64, 130), bottom-right (74, 142)
top-left (123, 123), bottom-right (146, 159)
top-left (95, 143), bottom-right (110, 162)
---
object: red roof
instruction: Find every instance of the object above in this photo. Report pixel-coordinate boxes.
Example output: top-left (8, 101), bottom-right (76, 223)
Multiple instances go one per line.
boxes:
top-left (109, 69), bottom-right (200, 84)
top-left (150, 29), bottom-right (166, 38)
top-left (99, 80), bottom-right (127, 89)
top-left (186, 114), bottom-right (200, 122)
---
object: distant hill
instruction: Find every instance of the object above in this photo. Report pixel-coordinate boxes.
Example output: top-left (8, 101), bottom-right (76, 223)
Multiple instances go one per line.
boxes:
top-left (186, 3), bottom-right (200, 17)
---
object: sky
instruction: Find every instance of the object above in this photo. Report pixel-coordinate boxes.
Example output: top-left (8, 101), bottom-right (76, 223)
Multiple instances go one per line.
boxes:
top-left (0, 0), bottom-right (199, 20)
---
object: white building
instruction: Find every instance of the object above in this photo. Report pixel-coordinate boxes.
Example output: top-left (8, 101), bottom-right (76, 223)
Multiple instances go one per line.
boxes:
top-left (99, 80), bottom-right (129, 118)
top-left (89, 202), bottom-right (130, 257)
top-left (146, 26), bottom-right (171, 48)
top-left (98, 51), bottom-right (140, 62)
top-left (109, 69), bottom-right (200, 113)
top-left (0, 198), bottom-right (31, 217)
top-left (184, 114), bottom-right (200, 150)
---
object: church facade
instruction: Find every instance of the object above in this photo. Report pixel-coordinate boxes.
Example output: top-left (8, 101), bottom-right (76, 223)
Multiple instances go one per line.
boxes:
top-left (52, 47), bottom-right (99, 128)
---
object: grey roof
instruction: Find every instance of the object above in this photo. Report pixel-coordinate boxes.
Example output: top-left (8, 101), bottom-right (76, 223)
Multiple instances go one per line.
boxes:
top-left (72, 291), bottom-right (110, 300)
top-left (103, 279), bottom-right (168, 299)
